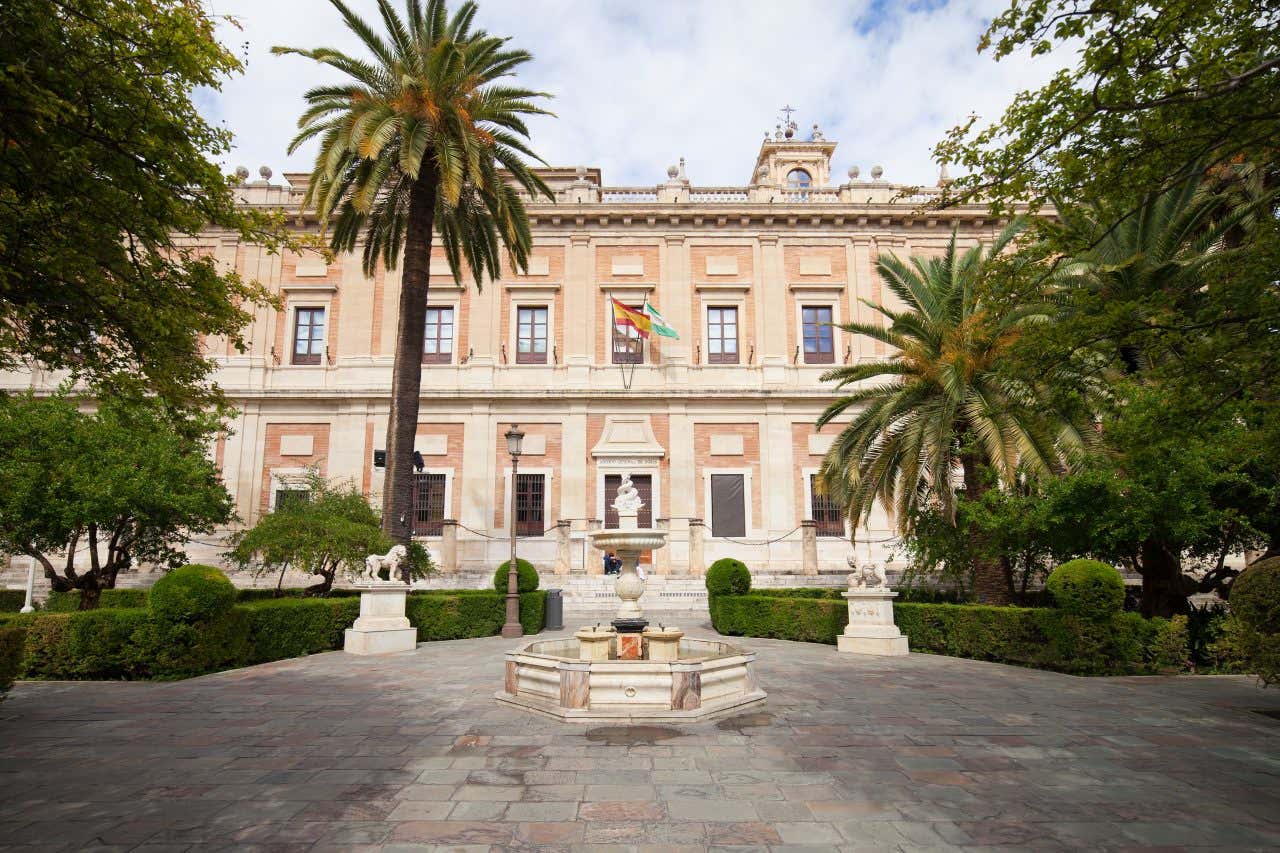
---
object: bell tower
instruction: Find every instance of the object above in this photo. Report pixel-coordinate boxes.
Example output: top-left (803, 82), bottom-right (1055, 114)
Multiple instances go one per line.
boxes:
top-left (750, 109), bottom-right (837, 189)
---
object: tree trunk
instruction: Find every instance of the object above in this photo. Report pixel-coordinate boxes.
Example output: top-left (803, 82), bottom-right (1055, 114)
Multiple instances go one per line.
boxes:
top-left (382, 166), bottom-right (438, 545)
top-left (79, 583), bottom-right (101, 610)
top-left (1138, 537), bottom-right (1190, 618)
top-left (961, 451), bottom-right (1013, 605)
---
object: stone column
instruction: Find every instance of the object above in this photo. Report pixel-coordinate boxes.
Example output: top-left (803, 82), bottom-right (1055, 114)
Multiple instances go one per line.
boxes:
top-left (688, 518), bottom-right (706, 577)
top-left (801, 520), bottom-right (818, 576)
top-left (554, 519), bottom-right (572, 576)
top-left (654, 517), bottom-right (672, 576)
top-left (586, 519), bottom-right (604, 575)
top-left (439, 519), bottom-right (458, 573)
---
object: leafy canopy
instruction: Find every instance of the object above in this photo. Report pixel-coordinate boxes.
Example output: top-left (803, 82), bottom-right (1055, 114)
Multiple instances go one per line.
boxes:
top-left (274, 0), bottom-right (554, 280)
top-left (817, 221), bottom-right (1093, 527)
top-left (0, 393), bottom-right (234, 594)
top-left (0, 0), bottom-right (299, 407)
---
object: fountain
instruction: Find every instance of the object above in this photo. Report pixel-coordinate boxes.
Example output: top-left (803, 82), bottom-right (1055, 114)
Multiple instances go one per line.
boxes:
top-left (496, 474), bottom-right (766, 721)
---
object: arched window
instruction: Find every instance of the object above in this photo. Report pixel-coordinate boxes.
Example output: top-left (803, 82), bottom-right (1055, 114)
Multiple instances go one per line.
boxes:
top-left (786, 168), bottom-right (812, 189)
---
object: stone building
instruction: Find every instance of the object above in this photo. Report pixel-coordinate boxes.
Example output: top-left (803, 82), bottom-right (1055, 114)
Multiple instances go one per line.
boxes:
top-left (3, 124), bottom-right (1002, 604)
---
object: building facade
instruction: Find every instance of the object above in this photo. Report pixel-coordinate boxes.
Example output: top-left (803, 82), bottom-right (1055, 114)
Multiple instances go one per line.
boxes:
top-left (4, 127), bottom-right (1003, 589)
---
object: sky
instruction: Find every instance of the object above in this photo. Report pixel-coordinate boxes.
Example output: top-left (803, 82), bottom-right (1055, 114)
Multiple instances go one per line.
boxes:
top-left (200, 0), bottom-right (1069, 189)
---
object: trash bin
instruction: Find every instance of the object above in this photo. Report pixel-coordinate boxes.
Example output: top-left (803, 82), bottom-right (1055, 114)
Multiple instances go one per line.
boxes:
top-left (545, 588), bottom-right (563, 630)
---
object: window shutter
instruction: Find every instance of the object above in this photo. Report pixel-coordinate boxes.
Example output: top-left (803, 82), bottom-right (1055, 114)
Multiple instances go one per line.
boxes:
top-left (710, 474), bottom-right (746, 538)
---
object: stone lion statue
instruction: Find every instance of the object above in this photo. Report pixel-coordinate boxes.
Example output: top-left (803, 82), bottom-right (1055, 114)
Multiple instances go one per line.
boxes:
top-left (846, 557), bottom-right (887, 589)
top-left (359, 544), bottom-right (407, 584)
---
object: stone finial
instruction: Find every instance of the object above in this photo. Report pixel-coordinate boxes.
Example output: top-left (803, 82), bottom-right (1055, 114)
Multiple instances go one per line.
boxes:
top-left (811, 123), bottom-right (824, 141)
top-left (678, 157), bottom-right (688, 182)
top-left (234, 165), bottom-right (250, 184)
top-left (870, 164), bottom-right (884, 180)
top-left (848, 165), bottom-right (860, 180)
top-left (575, 164), bottom-right (587, 179)
top-left (258, 165), bottom-right (273, 182)
top-left (937, 161), bottom-right (952, 186)
top-left (774, 124), bottom-right (784, 140)
top-left (757, 165), bottom-right (769, 180)
top-left (667, 164), bottom-right (679, 180)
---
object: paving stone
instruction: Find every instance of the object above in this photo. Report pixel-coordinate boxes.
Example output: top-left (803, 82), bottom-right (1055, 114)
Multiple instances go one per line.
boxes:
top-left (1, 622), bottom-right (1278, 851)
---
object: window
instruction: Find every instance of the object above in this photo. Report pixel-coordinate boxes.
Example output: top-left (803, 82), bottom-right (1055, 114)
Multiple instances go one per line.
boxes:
top-left (707, 306), bottom-right (739, 364)
top-left (422, 307), bottom-right (454, 364)
top-left (612, 303), bottom-right (644, 364)
top-left (514, 473), bottom-right (545, 536)
top-left (786, 168), bottom-right (812, 189)
top-left (810, 474), bottom-right (844, 537)
top-left (604, 474), bottom-right (652, 528)
top-left (710, 473), bottom-right (746, 538)
top-left (516, 306), bottom-right (548, 364)
top-left (410, 473), bottom-right (447, 535)
top-left (802, 305), bottom-right (835, 364)
top-left (273, 488), bottom-right (310, 511)
top-left (291, 307), bottom-right (325, 365)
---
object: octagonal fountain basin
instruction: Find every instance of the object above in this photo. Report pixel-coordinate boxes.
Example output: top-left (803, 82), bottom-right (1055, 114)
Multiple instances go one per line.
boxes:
top-left (496, 635), bottom-right (767, 722)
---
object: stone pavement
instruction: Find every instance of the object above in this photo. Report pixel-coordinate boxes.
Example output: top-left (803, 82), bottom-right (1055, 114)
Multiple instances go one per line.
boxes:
top-left (1, 613), bottom-right (1279, 852)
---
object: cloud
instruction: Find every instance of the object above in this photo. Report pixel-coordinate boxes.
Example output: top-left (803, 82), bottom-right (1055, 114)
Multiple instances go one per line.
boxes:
top-left (202, 0), bottom-right (1067, 188)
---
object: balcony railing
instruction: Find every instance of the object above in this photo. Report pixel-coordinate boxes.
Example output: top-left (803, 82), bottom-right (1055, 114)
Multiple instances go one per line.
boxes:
top-left (601, 188), bottom-right (660, 202)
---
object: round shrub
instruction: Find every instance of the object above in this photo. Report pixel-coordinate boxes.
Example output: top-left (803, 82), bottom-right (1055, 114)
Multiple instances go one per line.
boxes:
top-left (1227, 557), bottom-right (1280, 686)
top-left (148, 564), bottom-right (236, 624)
top-left (706, 558), bottom-right (751, 597)
top-left (494, 558), bottom-right (539, 593)
top-left (1229, 557), bottom-right (1280, 634)
top-left (1047, 559), bottom-right (1124, 619)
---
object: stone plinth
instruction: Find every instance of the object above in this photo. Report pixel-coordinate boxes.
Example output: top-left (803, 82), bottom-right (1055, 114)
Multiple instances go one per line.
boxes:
top-left (644, 626), bottom-right (684, 662)
top-left (344, 585), bottom-right (417, 655)
top-left (836, 588), bottom-right (909, 656)
top-left (616, 632), bottom-right (643, 660)
top-left (575, 626), bottom-right (613, 661)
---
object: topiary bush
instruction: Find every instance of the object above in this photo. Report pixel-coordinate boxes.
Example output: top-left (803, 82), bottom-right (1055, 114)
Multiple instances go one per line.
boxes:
top-left (493, 558), bottom-right (539, 593)
top-left (705, 558), bottom-right (751, 597)
top-left (1225, 556), bottom-right (1280, 685)
top-left (148, 564), bottom-right (236, 624)
top-left (1046, 559), bottom-right (1124, 619)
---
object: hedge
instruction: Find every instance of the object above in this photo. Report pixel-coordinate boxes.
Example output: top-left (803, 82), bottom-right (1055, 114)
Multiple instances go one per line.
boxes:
top-left (0, 590), bottom-right (31, 612)
top-left (710, 592), bottom-right (1188, 676)
top-left (0, 624), bottom-right (24, 697)
top-left (44, 589), bottom-right (149, 611)
top-left (3, 589), bottom-right (547, 681)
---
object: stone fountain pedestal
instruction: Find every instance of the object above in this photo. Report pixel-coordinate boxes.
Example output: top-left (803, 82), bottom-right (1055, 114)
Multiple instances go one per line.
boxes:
top-left (344, 584), bottom-right (417, 655)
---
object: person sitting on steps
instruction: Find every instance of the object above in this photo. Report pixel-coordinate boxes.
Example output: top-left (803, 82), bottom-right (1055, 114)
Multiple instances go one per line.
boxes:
top-left (603, 549), bottom-right (622, 575)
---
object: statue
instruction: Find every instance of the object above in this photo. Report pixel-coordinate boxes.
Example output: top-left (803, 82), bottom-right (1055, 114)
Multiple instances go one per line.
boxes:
top-left (846, 556), bottom-right (887, 590)
top-left (613, 472), bottom-right (644, 515)
top-left (359, 544), bottom-right (407, 584)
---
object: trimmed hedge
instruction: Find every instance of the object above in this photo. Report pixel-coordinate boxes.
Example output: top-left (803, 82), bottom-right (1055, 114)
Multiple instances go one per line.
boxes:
top-left (1226, 557), bottom-right (1280, 685)
top-left (494, 559), bottom-right (539, 593)
top-left (706, 558), bottom-right (751, 597)
top-left (149, 565), bottom-right (236, 623)
top-left (0, 590), bottom-right (31, 612)
top-left (45, 588), bottom-right (149, 612)
top-left (3, 589), bottom-right (547, 681)
top-left (0, 624), bottom-right (24, 697)
top-left (710, 592), bottom-right (1188, 675)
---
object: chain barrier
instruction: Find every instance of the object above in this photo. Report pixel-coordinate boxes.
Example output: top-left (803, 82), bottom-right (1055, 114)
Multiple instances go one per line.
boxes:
top-left (718, 525), bottom-right (803, 546)
top-left (455, 522), bottom-right (505, 540)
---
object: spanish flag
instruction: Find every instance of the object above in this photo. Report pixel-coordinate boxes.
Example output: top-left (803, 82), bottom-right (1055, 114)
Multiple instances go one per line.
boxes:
top-left (610, 297), bottom-right (651, 337)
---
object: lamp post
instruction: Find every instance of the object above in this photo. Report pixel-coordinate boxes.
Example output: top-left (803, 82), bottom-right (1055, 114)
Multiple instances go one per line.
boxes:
top-left (501, 424), bottom-right (525, 638)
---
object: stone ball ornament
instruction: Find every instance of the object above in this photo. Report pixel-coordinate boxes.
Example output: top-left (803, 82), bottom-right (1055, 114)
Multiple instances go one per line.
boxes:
top-left (848, 165), bottom-right (860, 180)
top-left (871, 164), bottom-right (884, 180)
top-left (234, 165), bottom-right (250, 183)
top-left (258, 165), bottom-right (273, 181)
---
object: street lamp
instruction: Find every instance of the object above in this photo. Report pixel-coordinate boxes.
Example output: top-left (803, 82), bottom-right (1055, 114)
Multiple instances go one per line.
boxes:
top-left (501, 424), bottom-right (525, 638)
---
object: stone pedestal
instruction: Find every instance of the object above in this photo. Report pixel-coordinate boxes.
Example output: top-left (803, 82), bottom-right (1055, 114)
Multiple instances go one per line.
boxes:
top-left (344, 585), bottom-right (417, 655)
top-left (837, 588), bottom-right (909, 656)
top-left (576, 626), bottom-right (613, 661)
top-left (616, 632), bottom-right (644, 661)
top-left (644, 626), bottom-right (684, 662)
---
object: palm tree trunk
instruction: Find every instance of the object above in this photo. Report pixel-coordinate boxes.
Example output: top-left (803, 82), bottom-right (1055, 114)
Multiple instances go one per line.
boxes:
top-left (383, 165), bottom-right (437, 544)
top-left (961, 451), bottom-right (1013, 605)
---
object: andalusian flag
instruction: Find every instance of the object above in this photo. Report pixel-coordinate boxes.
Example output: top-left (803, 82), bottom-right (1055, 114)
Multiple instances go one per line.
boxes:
top-left (643, 299), bottom-right (679, 339)
top-left (610, 297), bottom-right (651, 337)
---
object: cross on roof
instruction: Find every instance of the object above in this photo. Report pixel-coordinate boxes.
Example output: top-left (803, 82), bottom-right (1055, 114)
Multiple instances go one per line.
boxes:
top-left (780, 104), bottom-right (796, 123)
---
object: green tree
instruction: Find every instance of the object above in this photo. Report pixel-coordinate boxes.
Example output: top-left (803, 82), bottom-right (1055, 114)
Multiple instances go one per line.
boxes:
top-left (0, 393), bottom-right (234, 609)
top-left (935, 0), bottom-right (1279, 213)
top-left (273, 0), bottom-right (552, 544)
top-left (817, 223), bottom-right (1093, 603)
top-left (227, 472), bottom-right (434, 595)
top-left (0, 0), bottom-right (297, 407)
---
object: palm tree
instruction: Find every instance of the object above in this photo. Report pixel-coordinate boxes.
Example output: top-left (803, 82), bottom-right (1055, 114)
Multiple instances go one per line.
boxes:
top-left (274, 0), bottom-right (552, 544)
top-left (817, 222), bottom-right (1092, 603)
